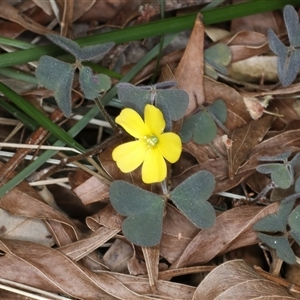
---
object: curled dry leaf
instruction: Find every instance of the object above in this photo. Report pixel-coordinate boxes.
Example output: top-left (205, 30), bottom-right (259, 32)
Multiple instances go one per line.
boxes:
top-left (0, 238), bottom-right (158, 300)
top-left (193, 259), bottom-right (295, 300)
top-left (70, 170), bottom-right (110, 205)
top-left (171, 203), bottom-right (279, 268)
top-left (174, 14), bottom-right (205, 116)
top-left (0, 1), bottom-right (55, 35)
top-left (103, 239), bottom-right (133, 273)
top-left (227, 114), bottom-right (274, 179)
top-left (160, 204), bottom-right (199, 264)
top-left (0, 177), bottom-right (80, 245)
top-left (222, 30), bottom-right (269, 63)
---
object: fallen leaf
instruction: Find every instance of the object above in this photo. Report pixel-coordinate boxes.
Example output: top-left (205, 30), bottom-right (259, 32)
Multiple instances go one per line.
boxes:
top-left (175, 14), bottom-right (205, 116)
top-left (171, 203), bottom-right (280, 268)
top-left (227, 115), bottom-right (274, 179)
top-left (193, 260), bottom-right (294, 299)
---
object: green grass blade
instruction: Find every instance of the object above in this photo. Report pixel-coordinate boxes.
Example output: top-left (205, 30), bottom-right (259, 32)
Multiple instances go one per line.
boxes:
top-left (0, 67), bottom-right (38, 85)
top-left (0, 82), bottom-right (85, 152)
top-left (0, 0), bottom-right (298, 68)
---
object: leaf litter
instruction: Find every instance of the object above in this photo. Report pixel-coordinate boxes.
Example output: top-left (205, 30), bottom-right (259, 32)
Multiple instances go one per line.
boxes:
top-left (1, 1), bottom-right (300, 299)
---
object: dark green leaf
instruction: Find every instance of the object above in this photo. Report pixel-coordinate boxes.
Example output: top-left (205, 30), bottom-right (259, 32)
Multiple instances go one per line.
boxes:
top-left (179, 113), bottom-right (198, 143)
top-left (116, 82), bottom-right (188, 121)
top-left (180, 111), bottom-right (217, 144)
top-left (268, 5), bottom-right (300, 88)
top-left (208, 99), bottom-right (227, 124)
top-left (35, 56), bottom-right (75, 117)
top-left (256, 163), bottom-right (293, 189)
top-left (204, 43), bottom-right (231, 75)
top-left (288, 206), bottom-right (300, 246)
top-left (117, 82), bottom-right (151, 116)
top-left (283, 5), bottom-right (300, 47)
top-left (46, 34), bottom-right (114, 62)
top-left (253, 199), bottom-right (295, 232)
top-left (79, 66), bottom-right (111, 100)
top-left (194, 111), bottom-right (217, 144)
top-left (170, 171), bottom-right (215, 228)
top-left (109, 181), bottom-right (165, 247)
top-left (258, 151), bottom-right (291, 162)
top-left (257, 233), bottom-right (296, 264)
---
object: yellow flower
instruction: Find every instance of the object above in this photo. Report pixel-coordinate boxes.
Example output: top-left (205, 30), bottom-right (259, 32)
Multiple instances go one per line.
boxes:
top-left (112, 104), bottom-right (182, 184)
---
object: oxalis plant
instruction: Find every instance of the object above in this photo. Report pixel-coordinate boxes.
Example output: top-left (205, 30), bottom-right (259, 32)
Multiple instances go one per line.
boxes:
top-left (35, 34), bottom-right (221, 248)
top-left (252, 4), bottom-right (300, 265)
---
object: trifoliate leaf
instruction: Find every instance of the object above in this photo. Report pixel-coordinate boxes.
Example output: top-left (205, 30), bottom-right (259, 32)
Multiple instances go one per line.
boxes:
top-left (257, 233), bottom-right (296, 264)
top-left (268, 5), bottom-right (300, 87)
top-left (109, 180), bottom-right (164, 247)
top-left (170, 171), bottom-right (215, 228)
top-left (79, 66), bottom-right (111, 100)
top-left (208, 99), bottom-right (227, 124)
top-left (46, 34), bottom-right (114, 62)
top-left (116, 82), bottom-right (189, 121)
top-left (35, 56), bottom-right (75, 117)
top-left (256, 163), bottom-right (293, 189)
top-left (253, 199), bottom-right (295, 232)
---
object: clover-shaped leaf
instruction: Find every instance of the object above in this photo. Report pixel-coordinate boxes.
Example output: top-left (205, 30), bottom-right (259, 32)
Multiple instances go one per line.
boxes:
top-left (257, 233), bottom-right (296, 264)
top-left (116, 82), bottom-right (189, 122)
top-left (46, 34), bottom-right (114, 62)
top-left (204, 43), bottom-right (231, 79)
top-left (268, 5), bottom-right (300, 87)
top-left (208, 99), bottom-right (227, 123)
top-left (109, 180), bottom-right (164, 247)
top-left (180, 99), bottom-right (227, 145)
top-left (79, 66), bottom-right (111, 100)
top-left (36, 56), bottom-right (75, 117)
top-left (258, 151), bottom-right (292, 162)
top-left (170, 171), bottom-right (215, 228)
top-left (253, 199), bottom-right (295, 232)
top-left (289, 205), bottom-right (300, 246)
top-left (256, 163), bottom-right (293, 189)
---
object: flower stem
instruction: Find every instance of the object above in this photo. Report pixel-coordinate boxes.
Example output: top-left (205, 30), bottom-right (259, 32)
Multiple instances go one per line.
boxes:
top-left (161, 180), bottom-right (168, 195)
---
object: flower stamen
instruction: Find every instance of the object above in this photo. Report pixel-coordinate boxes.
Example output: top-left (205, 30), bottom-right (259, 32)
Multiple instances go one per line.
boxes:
top-left (145, 135), bottom-right (159, 148)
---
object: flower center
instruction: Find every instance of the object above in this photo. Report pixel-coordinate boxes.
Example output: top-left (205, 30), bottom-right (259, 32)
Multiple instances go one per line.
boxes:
top-left (145, 135), bottom-right (159, 148)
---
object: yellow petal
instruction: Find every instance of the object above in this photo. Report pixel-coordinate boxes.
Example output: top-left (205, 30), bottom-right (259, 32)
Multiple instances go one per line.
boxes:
top-left (144, 104), bottom-right (165, 136)
top-left (142, 149), bottom-right (167, 183)
top-left (112, 140), bottom-right (147, 173)
top-left (158, 132), bottom-right (182, 163)
top-left (115, 108), bottom-right (150, 139)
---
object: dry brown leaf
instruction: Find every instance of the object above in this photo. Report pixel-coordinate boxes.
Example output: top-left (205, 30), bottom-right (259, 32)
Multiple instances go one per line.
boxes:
top-left (193, 260), bottom-right (295, 300)
top-left (0, 208), bottom-right (54, 247)
top-left (160, 204), bottom-right (199, 264)
top-left (171, 203), bottom-right (279, 268)
top-left (231, 9), bottom-right (284, 35)
top-left (175, 14), bottom-right (205, 116)
top-left (142, 245), bottom-right (160, 290)
top-left (58, 226), bottom-right (119, 262)
top-left (223, 31), bottom-right (269, 63)
top-left (0, 1), bottom-right (54, 35)
top-left (103, 239), bottom-right (133, 272)
top-left (0, 238), bottom-right (157, 300)
top-left (227, 115), bottom-right (274, 179)
top-left (56, 0), bottom-right (74, 36)
top-left (70, 170), bottom-right (110, 205)
top-left (203, 77), bottom-right (251, 131)
top-left (228, 56), bottom-right (278, 84)
top-left (31, 0), bottom-right (53, 15)
top-left (0, 178), bottom-right (80, 246)
top-left (86, 204), bottom-right (123, 231)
